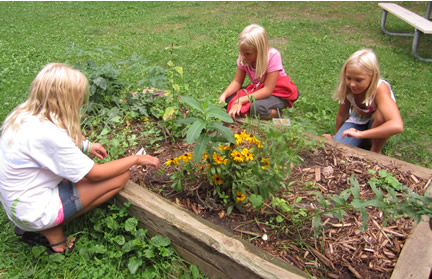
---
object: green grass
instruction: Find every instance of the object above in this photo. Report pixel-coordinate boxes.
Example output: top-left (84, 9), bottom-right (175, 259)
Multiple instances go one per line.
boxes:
top-left (0, 1), bottom-right (431, 277)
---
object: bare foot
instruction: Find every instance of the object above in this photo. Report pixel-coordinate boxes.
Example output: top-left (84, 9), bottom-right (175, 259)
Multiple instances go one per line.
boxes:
top-left (50, 237), bottom-right (76, 253)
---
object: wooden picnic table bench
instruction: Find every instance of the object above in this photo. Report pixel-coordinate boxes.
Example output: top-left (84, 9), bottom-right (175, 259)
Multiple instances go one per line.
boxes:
top-left (379, 2), bottom-right (432, 62)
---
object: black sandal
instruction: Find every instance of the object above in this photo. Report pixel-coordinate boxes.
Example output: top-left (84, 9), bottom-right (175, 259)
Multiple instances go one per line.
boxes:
top-left (47, 237), bottom-right (76, 254)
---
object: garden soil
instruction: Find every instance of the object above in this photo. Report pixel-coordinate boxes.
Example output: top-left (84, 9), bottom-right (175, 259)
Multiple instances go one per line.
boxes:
top-left (128, 120), bottom-right (428, 279)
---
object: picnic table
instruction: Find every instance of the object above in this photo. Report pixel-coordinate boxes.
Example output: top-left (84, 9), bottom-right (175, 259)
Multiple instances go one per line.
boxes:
top-left (379, 2), bottom-right (432, 62)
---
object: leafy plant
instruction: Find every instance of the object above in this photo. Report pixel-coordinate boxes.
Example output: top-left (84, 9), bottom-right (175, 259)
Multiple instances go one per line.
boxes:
top-left (166, 126), bottom-right (307, 215)
top-left (177, 96), bottom-right (235, 162)
top-left (310, 170), bottom-right (432, 238)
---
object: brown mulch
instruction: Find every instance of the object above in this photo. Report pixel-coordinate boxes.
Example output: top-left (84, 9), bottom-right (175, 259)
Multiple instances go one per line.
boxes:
top-left (128, 120), bottom-right (429, 279)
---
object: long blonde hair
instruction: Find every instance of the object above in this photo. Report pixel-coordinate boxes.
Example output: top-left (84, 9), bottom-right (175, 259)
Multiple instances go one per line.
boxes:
top-left (1, 63), bottom-right (89, 146)
top-left (333, 48), bottom-right (380, 106)
top-left (238, 24), bottom-right (270, 82)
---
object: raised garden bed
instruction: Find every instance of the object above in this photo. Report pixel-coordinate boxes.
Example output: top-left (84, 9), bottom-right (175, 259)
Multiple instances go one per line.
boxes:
top-left (114, 126), bottom-right (432, 279)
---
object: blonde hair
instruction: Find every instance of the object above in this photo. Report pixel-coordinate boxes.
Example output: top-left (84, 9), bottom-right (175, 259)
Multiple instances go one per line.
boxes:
top-left (238, 24), bottom-right (270, 82)
top-left (1, 63), bottom-right (89, 146)
top-left (333, 48), bottom-right (380, 106)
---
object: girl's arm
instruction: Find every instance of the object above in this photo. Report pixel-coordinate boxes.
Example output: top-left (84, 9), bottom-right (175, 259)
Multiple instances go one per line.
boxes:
top-left (228, 71), bottom-right (279, 119)
top-left (323, 101), bottom-right (349, 140)
top-left (85, 154), bottom-right (160, 182)
top-left (219, 68), bottom-right (246, 103)
top-left (335, 101), bottom-right (350, 132)
top-left (236, 71), bottom-right (279, 105)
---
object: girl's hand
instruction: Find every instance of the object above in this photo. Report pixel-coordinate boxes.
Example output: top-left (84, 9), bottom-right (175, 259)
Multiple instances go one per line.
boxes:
top-left (89, 143), bottom-right (108, 160)
top-left (228, 102), bottom-right (242, 120)
top-left (218, 94), bottom-right (226, 104)
top-left (137, 155), bottom-right (161, 169)
top-left (322, 134), bottom-right (333, 141)
top-left (342, 128), bottom-right (363, 139)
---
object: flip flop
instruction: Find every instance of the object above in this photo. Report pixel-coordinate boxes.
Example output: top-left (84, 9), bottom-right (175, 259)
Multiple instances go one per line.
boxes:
top-left (47, 237), bottom-right (76, 254)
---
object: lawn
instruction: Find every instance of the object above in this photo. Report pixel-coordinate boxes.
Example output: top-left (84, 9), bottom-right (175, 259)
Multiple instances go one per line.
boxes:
top-left (0, 1), bottom-right (431, 278)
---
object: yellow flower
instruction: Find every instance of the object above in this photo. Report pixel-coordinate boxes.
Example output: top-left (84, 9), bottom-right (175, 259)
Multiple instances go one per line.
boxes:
top-left (202, 151), bottom-right (208, 161)
top-left (236, 192), bottom-right (246, 202)
top-left (231, 150), bottom-right (244, 162)
top-left (250, 136), bottom-right (263, 148)
top-left (240, 130), bottom-right (251, 141)
top-left (261, 157), bottom-right (270, 169)
top-left (165, 159), bottom-right (174, 166)
top-left (173, 157), bottom-right (180, 165)
top-left (180, 153), bottom-right (192, 162)
top-left (218, 144), bottom-right (231, 151)
top-left (213, 152), bottom-right (227, 165)
top-left (241, 148), bottom-right (254, 161)
top-left (212, 174), bottom-right (224, 185)
top-left (234, 134), bottom-right (243, 145)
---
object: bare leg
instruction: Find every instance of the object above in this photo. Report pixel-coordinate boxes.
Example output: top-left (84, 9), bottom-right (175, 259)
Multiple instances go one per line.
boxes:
top-left (39, 171), bottom-right (129, 252)
top-left (262, 109), bottom-right (278, 120)
top-left (370, 110), bottom-right (388, 153)
top-left (73, 170), bottom-right (130, 218)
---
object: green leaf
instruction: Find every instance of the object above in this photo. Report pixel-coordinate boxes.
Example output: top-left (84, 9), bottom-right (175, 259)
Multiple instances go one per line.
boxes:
top-left (193, 134), bottom-right (209, 162)
top-left (181, 96), bottom-right (204, 113)
top-left (189, 265), bottom-right (201, 279)
top-left (114, 235), bottom-right (126, 245)
top-left (159, 247), bottom-right (174, 257)
top-left (359, 208), bottom-right (369, 231)
top-left (90, 244), bottom-right (107, 254)
top-left (350, 175), bottom-right (360, 199)
top-left (186, 119), bottom-right (206, 144)
top-left (150, 235), bottom-right (171, 247)
top-left (93, 76), bottom-right (107, 90)
top-left (248, 194), bottom-right (263, 209)
top-left (128, 257), bottom-right (143, 274)
top-left (31, 246), bottom-right (46, 257)
top-left (125, 217), bottom-right (138, 232)
top-left (173, 66), bottom-right (183, 79)
top-left (205, 106), bottom-right (233, 123)
top-left (176, 117), bottom-right (198, 125)
top-left (209, 122), bottom-right (235, 143)
top-left (163, 106), bottom-right (175, 121)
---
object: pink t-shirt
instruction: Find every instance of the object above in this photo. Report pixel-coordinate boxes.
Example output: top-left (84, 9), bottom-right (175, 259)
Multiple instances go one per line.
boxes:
top-left (237, 48), bottom-right (287, 84)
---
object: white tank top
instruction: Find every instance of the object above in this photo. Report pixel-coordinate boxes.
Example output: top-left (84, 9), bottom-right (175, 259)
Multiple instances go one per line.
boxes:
top-left (346, 79), bottom-right (395, 125)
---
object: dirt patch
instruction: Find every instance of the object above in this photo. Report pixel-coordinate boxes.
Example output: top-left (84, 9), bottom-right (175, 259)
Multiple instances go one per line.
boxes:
top-left (128, 120), bottom-right (428, 279)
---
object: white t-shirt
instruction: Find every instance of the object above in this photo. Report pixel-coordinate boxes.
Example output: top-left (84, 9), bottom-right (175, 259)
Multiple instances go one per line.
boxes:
top-left (0, 116), bottom-right (94, 231)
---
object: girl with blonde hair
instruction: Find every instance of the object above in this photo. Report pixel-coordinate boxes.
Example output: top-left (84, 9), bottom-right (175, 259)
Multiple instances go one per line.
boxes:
top-left (0, 63), bottom-right (160, 253)
top-left (323, 49), bottom-right (403, 153)
top-left (219, 24), bottom-right (299, 120)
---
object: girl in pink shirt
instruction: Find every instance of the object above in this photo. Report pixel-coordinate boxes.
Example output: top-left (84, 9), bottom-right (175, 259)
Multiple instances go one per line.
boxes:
top-left (219, 24), bottom-right (299, 120)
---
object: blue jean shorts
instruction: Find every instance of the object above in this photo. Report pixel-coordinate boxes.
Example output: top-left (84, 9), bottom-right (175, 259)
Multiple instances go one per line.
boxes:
top-left (334, 121), bottom-right (372, 149)
top-left (58, 180), bottom-right (82, 221)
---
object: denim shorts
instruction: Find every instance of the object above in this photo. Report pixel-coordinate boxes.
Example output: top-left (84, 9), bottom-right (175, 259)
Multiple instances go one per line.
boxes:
top-left (333, 121), bottom-right (372, 149)
top-left (58, 180), bottom-right (82, 221)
